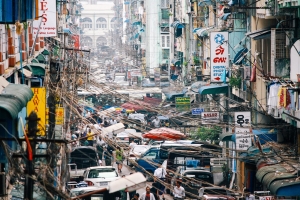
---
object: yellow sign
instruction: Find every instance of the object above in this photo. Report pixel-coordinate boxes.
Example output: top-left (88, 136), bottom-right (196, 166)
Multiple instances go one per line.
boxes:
top-left (27, 88), bottom-right (46, 136)
top-left (46, 107), bottom-right (64, 125)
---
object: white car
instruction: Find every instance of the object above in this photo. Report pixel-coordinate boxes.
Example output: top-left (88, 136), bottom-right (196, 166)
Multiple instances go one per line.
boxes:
top-left (127, 145), bottom-right (149, 166)
top-left (83, 166), bottom-right (120, 187)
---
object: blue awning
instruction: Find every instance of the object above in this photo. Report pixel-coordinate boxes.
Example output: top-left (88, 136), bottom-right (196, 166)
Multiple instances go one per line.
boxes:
top-left (124, 19), bottom-right (130, 23)
top-left (233, 48), bottom-right (248, 65)
top-left (220, 13), bottom-right (231, 20)
top-left (63, 28), bottom-right (72, 34)
top-left (194, 27), bottom-right (214, 37)
top-left (198, 0), bottom-right (213, 6)
top-left (171, 21), bottom-right (184, 29)
top-left (124, 1), bottom-right (130, 4)
top-left (140, 28), bottom-right (145, 32)
top-left (198, 84), bottom-right (228, 95)
top-left (132, 21), bottom-right (141, 26)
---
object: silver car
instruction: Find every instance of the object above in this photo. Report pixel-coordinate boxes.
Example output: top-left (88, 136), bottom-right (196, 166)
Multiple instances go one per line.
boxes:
top-left (83, 166), bottom-right (120, 187)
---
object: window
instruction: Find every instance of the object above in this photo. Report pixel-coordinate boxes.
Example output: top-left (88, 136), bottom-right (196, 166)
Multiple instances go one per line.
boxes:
top-left (161, 35), bottom-right (170, 48)
top-left (110, 17), bottom-right (117, 29)
top-left (161, 0), bottom-right (169, 8)
top-left (96, 17), bottom-right (107, 29)
top-left (81, 17), bottom-right (92, 29)
top-left (162, 49), bottom-right (169, 59)
top-left (143, 150), bottom-right (158, 159)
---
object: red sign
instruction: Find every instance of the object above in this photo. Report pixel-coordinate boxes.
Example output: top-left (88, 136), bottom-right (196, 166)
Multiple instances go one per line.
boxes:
top-left (72, 35), bottom-right (80, 49)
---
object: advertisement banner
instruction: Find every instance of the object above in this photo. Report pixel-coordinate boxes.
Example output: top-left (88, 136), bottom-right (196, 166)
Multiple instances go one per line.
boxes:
top-left (27, 88), bottom-right (46, 136)
top-left (210, 32), bottom-right (229, 82)
top-left (33, 0), bottom-right (57, 37)
top-left (46, 107), bottom-right (64, 125)
top-left (175, 97), bottom-right (190, 112)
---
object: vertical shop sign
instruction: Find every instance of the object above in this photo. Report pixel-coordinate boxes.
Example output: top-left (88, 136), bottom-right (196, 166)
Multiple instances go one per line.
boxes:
top-left (210, 32), bottom-right (229, 82)
top-left (27, 88), bottom-right (46, 136)
top-left (33, 0), bottom-right (57, 37)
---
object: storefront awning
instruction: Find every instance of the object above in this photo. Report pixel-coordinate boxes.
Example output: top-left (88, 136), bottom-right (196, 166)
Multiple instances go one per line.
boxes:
top-left (219, 132), bottom-right (233, 141)
top-left (63, 28), bottom-right (72, 34)
top-left (269, 178), bottom-right (300, 196)
top-left (193, 27), bottom-right (214, 37)
top-left (24, 63), bottom-right (46, 76)
top-left (109, 172), bottom-right (146, 193)
top-left (19, 68), bottom-right (32, 78)
top-left (233, 48), bottom-right (248, 65)
top-left (246, 29), bottom-right (271, 40)
top-left (198, 0), bottom-right (214, 6)
top-left (171, 59), bottom-right (181, 66)
top-left (199, 84), bottom-right (228, 95)
top-left (171, 21), bottom-right (185, 29)
top-left (0, 84), bottom-right (33, 119)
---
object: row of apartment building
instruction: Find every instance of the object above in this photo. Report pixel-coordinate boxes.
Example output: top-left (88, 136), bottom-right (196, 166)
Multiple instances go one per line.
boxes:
top-left (110, 0), bottom-right (300, 196)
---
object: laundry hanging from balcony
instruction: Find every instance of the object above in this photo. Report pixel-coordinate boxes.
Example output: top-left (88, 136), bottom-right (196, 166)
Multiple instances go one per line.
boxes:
top-left (170, 21), bottom-right (185, 38)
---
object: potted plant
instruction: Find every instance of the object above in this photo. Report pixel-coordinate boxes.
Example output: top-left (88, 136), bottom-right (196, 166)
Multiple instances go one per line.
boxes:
top-left (229, 76), bottom-right (241, 95)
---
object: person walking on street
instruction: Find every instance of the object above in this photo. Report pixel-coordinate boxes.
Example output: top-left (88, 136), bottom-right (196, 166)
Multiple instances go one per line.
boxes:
top-left (152, 117), bottom-right (160, 128)
top-left (173, 181), bottom-right (185, 200)
top-left (140, 186), bottom-right (156, 200)
top-left (129, 140), bottom-right (137, 150)
top-left (86, 128), bottom-right (94, 146)
top-left (116, 146), bottom-right (124, 173)
top-left (131, 193), bottom-right (139, 200)
top-left (153, 164), bottom-right (167, 197)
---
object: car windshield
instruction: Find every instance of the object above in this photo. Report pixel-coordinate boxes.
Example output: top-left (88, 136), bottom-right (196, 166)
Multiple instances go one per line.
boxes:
top-left (88, 168), bottom-right (118, 178)
top-left (204, 189), bottom-right (228, 196)
top-left (184, 172), bottom-right (212, 181)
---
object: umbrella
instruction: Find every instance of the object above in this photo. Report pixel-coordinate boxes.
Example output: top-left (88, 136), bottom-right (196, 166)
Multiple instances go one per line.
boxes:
top-left (143, 128), bottom-right (186, 140)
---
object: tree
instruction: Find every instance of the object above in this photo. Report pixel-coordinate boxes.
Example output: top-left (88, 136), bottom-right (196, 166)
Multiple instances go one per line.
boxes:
top-left (191, 126), bottom-right (222, 143)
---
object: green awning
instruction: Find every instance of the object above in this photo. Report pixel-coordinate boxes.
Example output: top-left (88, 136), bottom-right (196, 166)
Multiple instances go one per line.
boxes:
top-left (24, 63), bottom-right (46, 76)
top-left (262, 172), bottom-right (296, 189)
top-left (36, 54), bottom-right (46, 63)
top-left (0, 84), bottom-right (33, 119)
top-left (256, 165), bottom-right (289, 182)
top-left (219, 132), bottom-right (233, 141)
top-left (41, 49), bottom-right (50, 55)
top-left (199, 84), bottom-right (228, 95)
top-left (31, 58), bottom-right (39, 63)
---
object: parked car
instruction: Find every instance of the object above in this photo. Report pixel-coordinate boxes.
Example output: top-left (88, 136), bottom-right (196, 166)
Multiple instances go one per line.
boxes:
top-left (127, 145), bottom-right (149, 166)
top-left (83, 166), bottom-right (120, 187)
top-left (198, 187), bottom-right (235, 200)
top-left (69, 146), bottom-right (99, 180)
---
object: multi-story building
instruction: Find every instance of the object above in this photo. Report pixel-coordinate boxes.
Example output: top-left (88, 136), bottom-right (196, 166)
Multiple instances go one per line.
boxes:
top-left (79, 0), bottom-right (115, 52)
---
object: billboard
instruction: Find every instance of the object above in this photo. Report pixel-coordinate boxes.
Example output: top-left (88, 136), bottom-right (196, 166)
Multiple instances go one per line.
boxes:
top-left (175, 97), bottom-right (190, 112)
top-left (33, 0), bottom-right (57, 37)
top-left (27, 88), bottom-right (46, 136)
top-left (210, 32), bottom-right (229, 82)
top-left (46, 107), bottom-right (64, 125)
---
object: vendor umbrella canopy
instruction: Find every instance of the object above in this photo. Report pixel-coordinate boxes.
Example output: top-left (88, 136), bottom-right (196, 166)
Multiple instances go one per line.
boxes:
top-left (143, 127), bottom-right (186, 140)
top-left (121, 100), bottom-right (152, 111)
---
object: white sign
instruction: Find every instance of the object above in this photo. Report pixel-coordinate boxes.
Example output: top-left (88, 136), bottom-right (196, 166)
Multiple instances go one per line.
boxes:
top-left (259, 196), bottom-right (274, 200)
top-left (130, 69), bottom-right (142, 77)
top-left (33, 0), bottom-right (57, 37)
top-left (235, 127), bottom-right (252, 150)
top-left (234, 111), bottom-right (251, 127)
top-left (210, 32), bottom-right (229, 82)
top-left (201, 112), bottom-right (219, 120)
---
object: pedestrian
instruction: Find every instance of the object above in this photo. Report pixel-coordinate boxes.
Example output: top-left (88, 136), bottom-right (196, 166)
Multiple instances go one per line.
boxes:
top-left (129, 140), bottom-right (137, 150)
top-left (245, 190), bottom-right (255, 200)
top-left (104, 118), bottom-right (110, 127)
top-left (129, 173), bottom-right (136, 199)
top-left (131, 193), bottom-right (139, 200)
top-left (104, 146), bottom-right (112, 166)
top-left (116, 146), bottom-right (124, 173)
top-left (140, 186), bottom-right (156, 200)
top-left (153, 165), bottom-right (167, 197)
top-left (152, 117), bottom-right (160, 128)
top-left (173, 181), bottom-right (185, 200)
top-left (151, 180), bottom-right (165, 200)
top-left (86, 128), bottom-right (94, 146)
top-left (110, 118), bottom-right (118, 125)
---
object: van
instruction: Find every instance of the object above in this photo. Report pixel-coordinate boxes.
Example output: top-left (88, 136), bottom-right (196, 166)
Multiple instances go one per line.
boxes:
top-left (69, 146), bottom-right (99, 180)
top-left (135, 143), bottom-right (202, 180)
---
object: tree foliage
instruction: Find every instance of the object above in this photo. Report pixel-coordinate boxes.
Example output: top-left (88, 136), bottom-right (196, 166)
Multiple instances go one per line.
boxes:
top-left (191, 126), bottom-right (222, 142)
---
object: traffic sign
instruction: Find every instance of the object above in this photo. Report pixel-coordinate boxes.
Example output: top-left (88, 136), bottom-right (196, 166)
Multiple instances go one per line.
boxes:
top-left (192, 108), bottom-right (204, 115)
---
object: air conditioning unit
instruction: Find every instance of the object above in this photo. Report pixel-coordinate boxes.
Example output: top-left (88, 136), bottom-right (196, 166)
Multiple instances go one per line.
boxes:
top-left (0, 173), bottom-right (6, 196)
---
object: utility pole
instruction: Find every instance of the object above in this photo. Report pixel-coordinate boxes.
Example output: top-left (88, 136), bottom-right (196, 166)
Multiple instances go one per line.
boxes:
top-left (24, 111), bottom-right (40, 200)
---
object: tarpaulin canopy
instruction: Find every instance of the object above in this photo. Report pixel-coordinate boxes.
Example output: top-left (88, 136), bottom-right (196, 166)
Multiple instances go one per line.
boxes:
top-left (109, 172), bottom-right (146, 193)
top-left (143, 127), bottom-right (186, 140)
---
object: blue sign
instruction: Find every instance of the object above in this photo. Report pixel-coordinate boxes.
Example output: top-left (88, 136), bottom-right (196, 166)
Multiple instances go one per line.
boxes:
top-left (192, 108), bottom-right (204, 115)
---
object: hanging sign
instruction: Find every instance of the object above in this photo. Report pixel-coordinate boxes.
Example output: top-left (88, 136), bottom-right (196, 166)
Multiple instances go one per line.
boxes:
top-left (33, 0), bottom-right (57, 37)
top-left (234, 111), bottom-right (251, 127)
top-left (235, 127), bottom-right (252, 150)
top-left (210, 32), bottom-right (229, 82)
